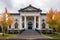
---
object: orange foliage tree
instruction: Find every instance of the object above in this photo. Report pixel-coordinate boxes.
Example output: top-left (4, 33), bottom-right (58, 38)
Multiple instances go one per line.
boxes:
top-left (54, 11), bottom-right (60, 32)
top-left (46, 8), bottom-right (60, 32)
top-left (0, 8), bottom-right (13, 36)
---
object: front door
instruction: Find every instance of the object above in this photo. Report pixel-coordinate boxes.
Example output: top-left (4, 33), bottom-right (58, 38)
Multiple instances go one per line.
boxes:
top-left (28, 22), bottom-right (32, 29)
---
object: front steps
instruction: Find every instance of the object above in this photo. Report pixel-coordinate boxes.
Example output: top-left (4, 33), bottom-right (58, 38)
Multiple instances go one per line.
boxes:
top-left (21, 29), bottom-right (40, 35)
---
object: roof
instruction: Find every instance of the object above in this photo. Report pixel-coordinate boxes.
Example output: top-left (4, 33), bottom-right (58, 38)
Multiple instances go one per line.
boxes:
top-left (10, 5), bottom-right (46, 15)
top-left (10, 13), bottom-right (20, 15)
top-left (18, 5), bottom-right (42, 12)
top-left (10, 13), bottom-right (46, 15)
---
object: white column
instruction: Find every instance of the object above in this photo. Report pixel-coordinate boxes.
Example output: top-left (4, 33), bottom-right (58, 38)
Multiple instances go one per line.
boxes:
top-left (38, 16), bottom-right (41, 30)
top-left (20, 16), bottom-right (22, 30)
top-left (34, 16), bottom-right (36, 30)
top-left (24, 16), bottom-right (27, 29)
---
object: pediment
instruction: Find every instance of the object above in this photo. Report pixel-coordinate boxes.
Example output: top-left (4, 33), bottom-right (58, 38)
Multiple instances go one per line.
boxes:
top-left (19, 5), bottom-right (42, 12)
top-left (23, 7), bottom-right (36, 10)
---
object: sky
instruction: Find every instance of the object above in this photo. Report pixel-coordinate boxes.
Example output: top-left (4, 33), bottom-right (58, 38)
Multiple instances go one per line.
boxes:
top-left (0, 0), bottom-right (60, 13)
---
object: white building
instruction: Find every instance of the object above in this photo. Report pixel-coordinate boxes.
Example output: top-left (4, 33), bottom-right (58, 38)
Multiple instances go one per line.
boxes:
top-left (8, 5), bottom-right (52, 34)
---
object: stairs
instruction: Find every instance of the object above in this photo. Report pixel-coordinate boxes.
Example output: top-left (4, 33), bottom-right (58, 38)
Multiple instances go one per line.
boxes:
top-left (21, 29), bottom-right (39, 35)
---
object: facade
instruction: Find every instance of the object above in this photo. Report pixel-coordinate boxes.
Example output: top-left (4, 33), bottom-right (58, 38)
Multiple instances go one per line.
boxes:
top-left (8, 5), bottom-right (52, 34)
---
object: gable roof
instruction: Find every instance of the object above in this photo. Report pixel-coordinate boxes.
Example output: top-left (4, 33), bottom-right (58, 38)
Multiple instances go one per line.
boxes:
top-left (18, 5), bottom-right (42, 12)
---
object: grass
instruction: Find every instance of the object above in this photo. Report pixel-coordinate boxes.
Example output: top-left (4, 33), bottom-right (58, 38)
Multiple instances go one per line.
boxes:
top-left (44, 34), bottom-right (60, 38)
top-left (0, 34), bottom-right (16, 38)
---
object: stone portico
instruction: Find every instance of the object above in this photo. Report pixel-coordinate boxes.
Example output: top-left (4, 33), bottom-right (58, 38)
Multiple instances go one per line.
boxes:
top-left (20, 13), bottom-right (41, 30)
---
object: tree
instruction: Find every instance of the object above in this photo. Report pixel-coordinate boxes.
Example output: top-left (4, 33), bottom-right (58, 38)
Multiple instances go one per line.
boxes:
top-left (54, 11), bottom-right (60, 32)
top-left (0, 8), bottom-right (13, 36)
top-left (46, 8), bottom-right (60, 32)
top-left (46, 8), bottom-right (55, 28)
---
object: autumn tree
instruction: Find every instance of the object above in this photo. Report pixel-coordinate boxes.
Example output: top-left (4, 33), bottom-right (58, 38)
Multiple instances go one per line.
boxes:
top-left (0, 8), bottom-right (13, 36)
top-left (54, 11), bottom-right (60, 32)
top-left (46, 9), bottom-right (55, 28)
top-left (46, 8), bottom-right (60, 32)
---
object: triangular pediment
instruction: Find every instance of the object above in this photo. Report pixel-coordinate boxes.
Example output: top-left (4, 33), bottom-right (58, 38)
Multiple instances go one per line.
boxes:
top-left (19, 5), bottom-right (42, 12)
top-left (23, 6), bottom-right (36, 10)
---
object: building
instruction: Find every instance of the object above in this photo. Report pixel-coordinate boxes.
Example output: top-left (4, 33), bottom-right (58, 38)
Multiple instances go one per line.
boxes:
top-left (8, 5), bottom-right (52, 34)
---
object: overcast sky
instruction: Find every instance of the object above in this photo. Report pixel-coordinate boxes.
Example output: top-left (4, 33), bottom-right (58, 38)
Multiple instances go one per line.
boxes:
top-left (0, 0), bottom-right (60, 13)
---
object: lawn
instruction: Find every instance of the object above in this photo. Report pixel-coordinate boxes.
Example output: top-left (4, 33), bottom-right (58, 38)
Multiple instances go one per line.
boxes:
top-left (44, 34), bottom-right (60, 38)
top-left (0, 34), bottom-right (16, 38)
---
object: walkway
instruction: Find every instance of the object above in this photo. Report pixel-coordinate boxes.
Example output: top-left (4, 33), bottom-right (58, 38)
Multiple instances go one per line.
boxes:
top-left (9, 30), bottom-right (50, 39)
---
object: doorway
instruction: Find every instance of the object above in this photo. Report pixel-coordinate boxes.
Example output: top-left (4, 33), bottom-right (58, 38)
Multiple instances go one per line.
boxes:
top-left (28, 22), bottom-right (33, 29)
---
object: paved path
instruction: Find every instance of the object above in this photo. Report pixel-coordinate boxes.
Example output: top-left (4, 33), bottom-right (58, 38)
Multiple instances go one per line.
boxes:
top-left (9, 30), bottom-right (50, 39)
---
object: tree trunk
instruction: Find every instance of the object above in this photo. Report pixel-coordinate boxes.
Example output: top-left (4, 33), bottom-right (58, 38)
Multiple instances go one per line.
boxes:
top-left (2, 27), bottom-right (4, 36)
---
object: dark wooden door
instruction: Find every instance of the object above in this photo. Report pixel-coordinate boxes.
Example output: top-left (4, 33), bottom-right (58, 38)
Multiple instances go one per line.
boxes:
top-left (28, 22), bottom-right (32, 29)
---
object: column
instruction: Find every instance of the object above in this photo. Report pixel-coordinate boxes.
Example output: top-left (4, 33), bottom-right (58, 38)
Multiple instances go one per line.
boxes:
top-left (20, 16), bottom-right (22, 30)
top-left (24, 16), bottom-right (27, 29)
top-left (38, 16), bottom-right (41, 30)
top-left (34, 16), bottom-right (36, 30)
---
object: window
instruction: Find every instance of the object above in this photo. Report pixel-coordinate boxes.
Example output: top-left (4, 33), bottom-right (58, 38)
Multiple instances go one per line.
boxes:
top-left (15, 19), bottom-right (18, 21)
top-left (42, 19), bottom-right (45, 28)
top-left (36, 23), bottom-right (38, 28)
top-left (42, 19), bottom-right (45, 21)
top-left (15, 22), bottom-right (18, 28)
top-left (42, 22), bottom-right (45, 28)
top-left (22, 22), bottom-right (24, 28)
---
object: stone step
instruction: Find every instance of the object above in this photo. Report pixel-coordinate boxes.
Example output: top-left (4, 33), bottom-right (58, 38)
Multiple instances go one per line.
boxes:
top-left (21, 29), bottom-right (39, 35)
